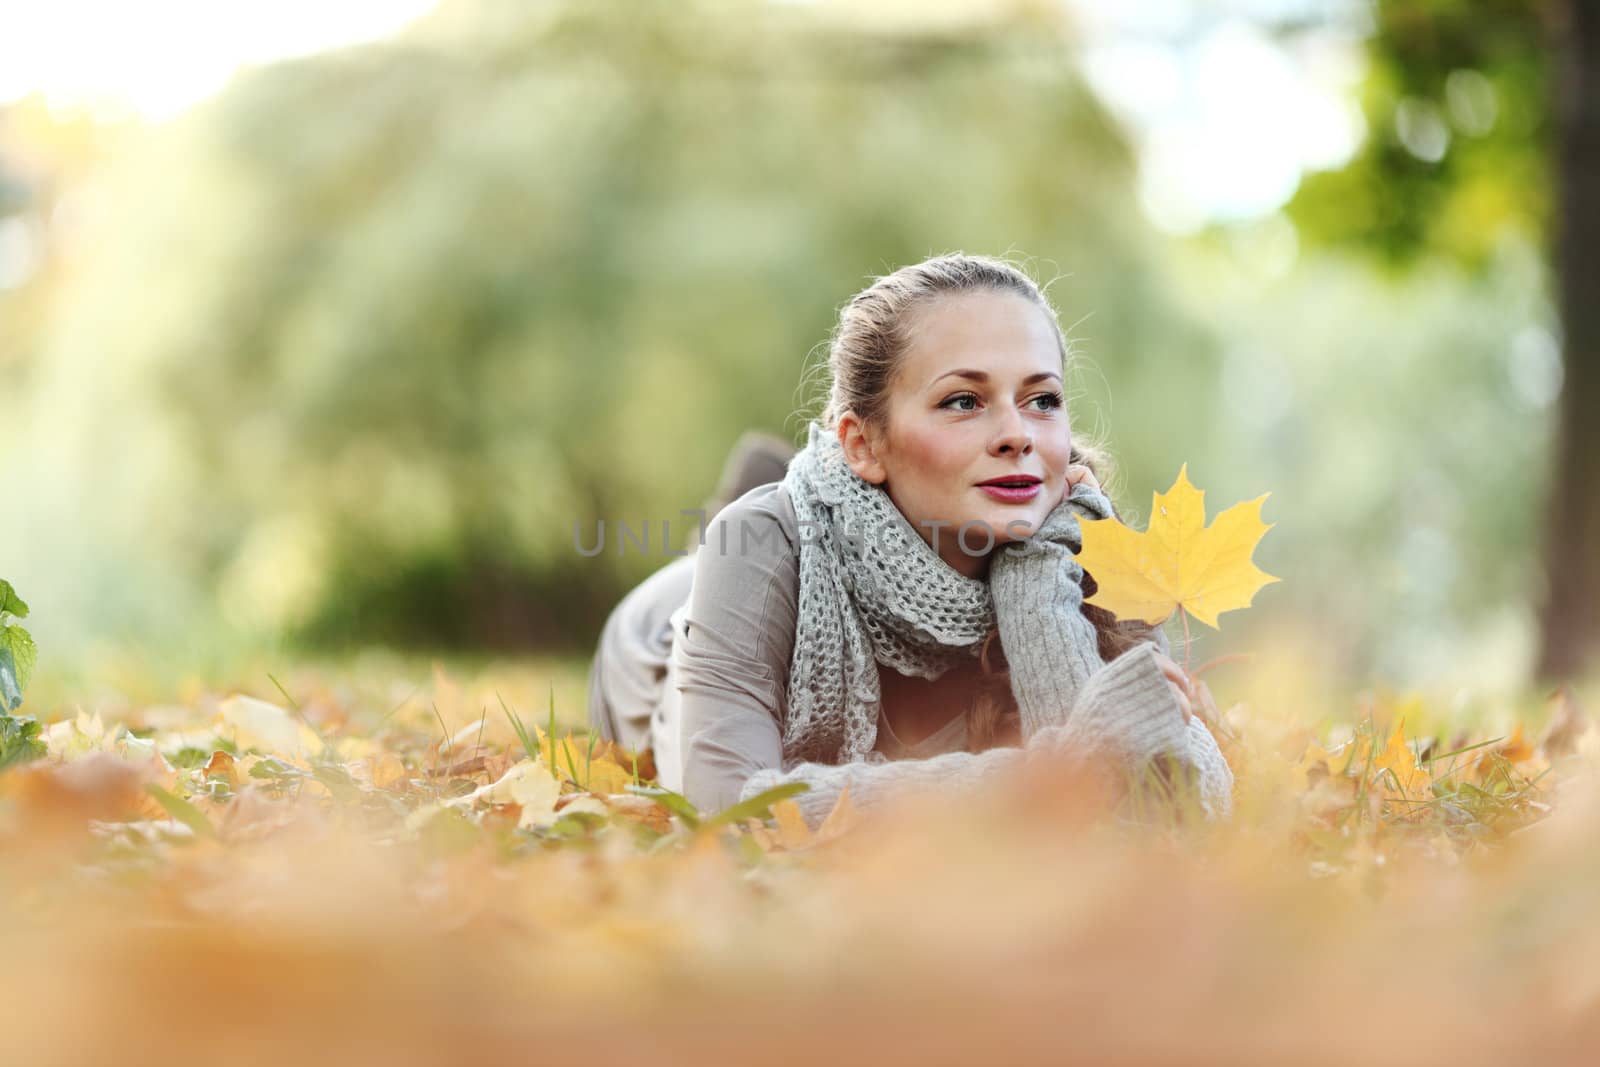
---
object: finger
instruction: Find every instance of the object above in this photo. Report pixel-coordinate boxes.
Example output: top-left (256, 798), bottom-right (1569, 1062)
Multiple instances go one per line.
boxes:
top-left (1167, 682), bottom-right (1193, 723)
top-left (1156, 660), bottom-right (1187, 689)
top-left (1069, 466), bottom-right (1102, 492)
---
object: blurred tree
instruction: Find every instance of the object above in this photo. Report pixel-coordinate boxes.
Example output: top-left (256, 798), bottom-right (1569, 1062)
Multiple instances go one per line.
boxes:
top-left (1288, 0), bottom-right (1596, 683)
top-left (4, 0), bottom-right (1204, 654)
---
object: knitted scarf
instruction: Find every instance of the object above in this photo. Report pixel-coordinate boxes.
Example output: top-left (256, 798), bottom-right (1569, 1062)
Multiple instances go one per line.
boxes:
top-left (777, 420), bottom-right (999, 767)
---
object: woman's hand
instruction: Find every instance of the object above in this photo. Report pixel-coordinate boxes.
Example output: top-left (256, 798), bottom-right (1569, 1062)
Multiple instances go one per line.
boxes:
top-left (1148, 653), bottom-right (1222, 728)
top-left (1152, 652), bottom-right (1196, 724)
top-left (1066, 463), bottom-right (1102, 495)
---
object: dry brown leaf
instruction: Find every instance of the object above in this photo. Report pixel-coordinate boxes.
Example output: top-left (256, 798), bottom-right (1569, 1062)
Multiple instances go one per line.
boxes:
top-left (595, 794), bottom-right (673, 834)
top-left (203, 749), bottom-right (237, 785)
top-left (369, 752), bottom-right (409, 790)
top-left (1538, 686), bottom-right (1589, 759)
top-left (8, 751), bottom-right (155, 829)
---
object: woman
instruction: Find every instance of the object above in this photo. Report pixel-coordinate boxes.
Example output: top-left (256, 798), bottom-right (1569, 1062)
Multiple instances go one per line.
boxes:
top-left (587, 253), bottom-right (1233, 828)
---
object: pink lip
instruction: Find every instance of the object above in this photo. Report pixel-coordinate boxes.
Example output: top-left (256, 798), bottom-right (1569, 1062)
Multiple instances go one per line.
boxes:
top-left (978, 483), bottom-right (1041, 504)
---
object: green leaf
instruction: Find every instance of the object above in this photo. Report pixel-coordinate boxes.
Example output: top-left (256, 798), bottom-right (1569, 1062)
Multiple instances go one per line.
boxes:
top-left (0, 648), bottom-right (20, 712)
top-left (0, 580), bottom-right (27, 620)
top-left (0, 711), bottom-right (46, 771)
top-left (312, 763), bottom-right (360, 800)
top-left (626, 784), bottom-right (701, 830)
top-left (249, 755), bottom-right (309, 781)
top-left (144, 783), bottom-right (217, 838)
top-left (0, 624), bottom-right (36, 707)
top-left (701, 781), bottom-right (812, 829)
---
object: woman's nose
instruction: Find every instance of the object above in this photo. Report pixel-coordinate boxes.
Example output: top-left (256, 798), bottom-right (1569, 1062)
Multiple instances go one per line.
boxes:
top-left (991, 412), bottom-right (1033, 455)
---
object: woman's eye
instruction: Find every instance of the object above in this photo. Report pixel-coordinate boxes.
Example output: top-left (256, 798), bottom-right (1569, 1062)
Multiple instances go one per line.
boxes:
top-left (940, 391), bottom-right (1062, 413)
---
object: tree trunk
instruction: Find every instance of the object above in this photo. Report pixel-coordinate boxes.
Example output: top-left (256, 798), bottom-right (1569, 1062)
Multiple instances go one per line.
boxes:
top-left (1537, 0), bottom-right (1600, 683)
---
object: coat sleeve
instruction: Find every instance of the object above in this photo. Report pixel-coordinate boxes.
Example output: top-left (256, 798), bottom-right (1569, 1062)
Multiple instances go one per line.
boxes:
top-left (673, 494), bottom-right (798, 813)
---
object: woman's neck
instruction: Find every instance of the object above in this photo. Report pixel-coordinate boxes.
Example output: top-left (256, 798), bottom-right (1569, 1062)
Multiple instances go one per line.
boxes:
top-left (878, 661), bottom-right (979, 747)
top-left (938, 546), bottom-right (993, 581)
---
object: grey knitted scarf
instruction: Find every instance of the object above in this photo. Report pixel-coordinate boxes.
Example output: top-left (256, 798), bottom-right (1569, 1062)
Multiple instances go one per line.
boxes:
top-left (777, 421), bottom-right (999, 767)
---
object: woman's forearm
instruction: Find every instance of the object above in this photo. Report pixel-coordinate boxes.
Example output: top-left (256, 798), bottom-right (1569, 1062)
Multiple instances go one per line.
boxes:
top-left (988, 481), bottom-right (1124, 741)
top-left (989, 482), bottom-right (1234, 814)
top-left (736, 680), bottom-right (1232, 830)
top-left (738, 744), bottom-right (1028, 829)
top-left (737, 710), bottom-right (1106, 831)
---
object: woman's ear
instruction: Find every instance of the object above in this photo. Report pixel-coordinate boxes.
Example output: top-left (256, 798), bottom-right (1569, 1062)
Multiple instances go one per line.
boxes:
top-left (837, 412), bottom-right (888, 485)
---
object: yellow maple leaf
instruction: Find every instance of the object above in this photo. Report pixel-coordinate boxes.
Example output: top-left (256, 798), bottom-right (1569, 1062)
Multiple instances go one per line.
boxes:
top-left (1075, 463), bottom-right (1280, 628)
top-left (1372, 719), bottom-right (1433, 809)
top-left (537, 732), bottom-right (637, 793)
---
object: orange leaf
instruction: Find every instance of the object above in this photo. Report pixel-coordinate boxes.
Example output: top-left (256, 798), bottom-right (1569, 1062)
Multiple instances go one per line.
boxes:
top-left (815, 784), bottom-right (860, 841)
top-left (771, 798), bottom-right (814, 850)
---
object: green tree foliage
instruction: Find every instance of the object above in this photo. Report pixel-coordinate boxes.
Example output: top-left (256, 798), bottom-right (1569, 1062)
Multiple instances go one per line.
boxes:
top-left (1287, 0), bottom-right (1600, 683)
top-left (6, 0), bottom-right (1201, 651)
top-left (1288, 0), bottom-right (1552, 270)
top-left (0, 579), bottom-right (35, 710)
top-left (0, 578), bottom-right (44, 770)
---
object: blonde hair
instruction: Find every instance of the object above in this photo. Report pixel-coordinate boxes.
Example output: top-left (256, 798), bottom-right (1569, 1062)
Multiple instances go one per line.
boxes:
top-left (807, 253), bottom-right (1162, 751)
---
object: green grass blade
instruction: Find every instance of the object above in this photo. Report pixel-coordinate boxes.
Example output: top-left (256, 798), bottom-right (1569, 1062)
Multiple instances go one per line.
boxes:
top-left (702, 781), bottom-right (811, 828)
top-left (497, 692), bottom-right (538, 761)
top-left (547, 683), bottom-right (558, 781)
top-left (1422, 735), bottom-right (1506, 766)
top-left (561, 733), bottom-right (585, 789)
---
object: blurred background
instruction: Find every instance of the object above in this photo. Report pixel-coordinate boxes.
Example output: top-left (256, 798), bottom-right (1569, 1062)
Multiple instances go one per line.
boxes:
top-left (1, 0), bottom-right (1593, 703)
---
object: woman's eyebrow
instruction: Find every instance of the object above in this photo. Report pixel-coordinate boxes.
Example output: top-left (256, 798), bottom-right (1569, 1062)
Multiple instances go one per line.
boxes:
top-left (928, 369), bottom-right (1063, 388)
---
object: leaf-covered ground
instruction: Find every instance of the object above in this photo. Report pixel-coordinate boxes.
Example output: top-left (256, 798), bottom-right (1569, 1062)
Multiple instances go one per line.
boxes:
top-left (4, 653), bottom-right (1600, 1065)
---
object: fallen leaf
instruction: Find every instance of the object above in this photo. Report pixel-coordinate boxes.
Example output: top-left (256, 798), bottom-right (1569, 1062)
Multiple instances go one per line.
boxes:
top-left (771, 798), bottom-right (814, 850)
top-left (203, 749), bottom-right (237, 785)
top-left (512, 765), bottom-right (564, 829)
top-left (219, 695), bottom-right (317, 759)
top-left (596, 793), bottom-right (674, 833)
top-left (442, 758), bottom-right (564, 829)
top-left (1539, 687), bottom-right (1589, 759)
top-left (368, 752), bottom-right (409, 790)
top-left (1372, 719), bottom-right (1433, 812)
top-left (8, 751), bottom-right (154, 828)
top-left (815, 784), bottom-right (860, 841)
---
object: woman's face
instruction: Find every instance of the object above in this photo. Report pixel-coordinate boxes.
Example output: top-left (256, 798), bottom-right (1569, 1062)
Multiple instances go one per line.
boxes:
top-left (838, 289), bottom-right (1073, 579)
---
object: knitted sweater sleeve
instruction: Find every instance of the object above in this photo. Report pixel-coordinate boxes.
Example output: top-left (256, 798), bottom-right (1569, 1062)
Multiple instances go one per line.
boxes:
top-left (987, 482), bottom-right (1233, 820)
top-left (738, 484), bottom-right (1234, 829)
